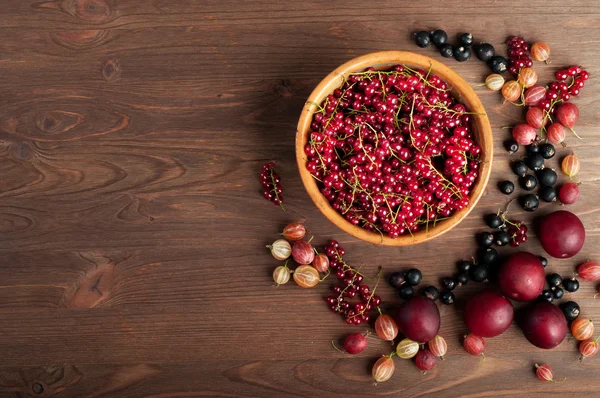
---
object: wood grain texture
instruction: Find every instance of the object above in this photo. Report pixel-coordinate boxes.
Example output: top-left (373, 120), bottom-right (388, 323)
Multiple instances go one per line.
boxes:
top-left (1, 0), bottom-right (600, 396)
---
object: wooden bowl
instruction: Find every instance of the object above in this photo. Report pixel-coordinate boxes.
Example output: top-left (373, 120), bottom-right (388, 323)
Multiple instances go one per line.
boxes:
top-left (295, 51), bottom-right (493, 246)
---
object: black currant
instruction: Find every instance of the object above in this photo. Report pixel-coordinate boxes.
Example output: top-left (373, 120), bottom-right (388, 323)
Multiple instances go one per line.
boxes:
top-left (405, 268), bottom-right (422, 286)
top-left (539, 290), bottom-right (553, 303)
top-left (485, 213), bottom-right (504, 229)
top-left (537, 168), bottom-right (557, 187)
top-left (519, 174), bottom-right (538, 191)
top-left (538, 256), bottom-right (548, 267)
top-left (526, 153), bottom-right (545, 171)
top-left (388, 272), bottom-right (405, 289)
top-left (431, 29), bottom-right (448, 47)
top-left (539, 186), bottom-right (557, 202)
top-left (422, 285), bottom-right (440, 301)
top-left (398, 284), bottom-right (414, 300)
top-left (453, 46), bottom-right (471, 62)
top-left (562, 277), bottom-right (579, 293)
top-left (456, 272), bottom-right (469, 286)
top-left (478, 231), bottom-right (494, 247)
top-left (440, 44), bottom-right (454, 58)
top-left (526, 144), bottom-right (540, 154)
top-left (504, 139), bottom-right (520, 154)
top-left (561, 301), bottom-right (580, 321)
top-left (479, 247), bottom-right (499, 265)
top-left (520, 194), bottom-right (539, 212)
top-left (475, 43), bottom-right (495, 62)
top-left (440, 291), bottom-right (455, 305)
top-left (469, 264), bottom-right (489, 282)
top-left (458, 260), bottom-right (473, 273)
top-left (511, 160), bottom-right (528, 177)
top-left (498, 180), bottom-right (515, 195)
top-left (493, 230), bottom-right (510, 246)
top-left (539, 143), bottom-right (556, 159)
top-left (458, 32), bottom-right (474, 47)
top-left (414, 31), bottom-right (432, 48)
top-left (547, 273), bottom-right (562, 288)
top-left (552, 287), bottom-right (564, 300)
top-left (442, 277), bottom-right (457, 291)
top-left (489, 56), bottom-right (508, 74)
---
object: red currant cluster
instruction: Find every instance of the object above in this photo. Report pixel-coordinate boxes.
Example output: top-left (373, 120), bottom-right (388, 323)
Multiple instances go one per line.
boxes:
top-left (305, 66), bottom-right (482, 238)
top-left (507, 220), bottom-right (528, 247)
top-left (323, 240), bottom-right (382, 325)
top-left (550, 66), bottom-right (589, 102)
top-left (507, 36), bottom-right (533, 75)
top-left (260, 162), bottom-right (284, 209)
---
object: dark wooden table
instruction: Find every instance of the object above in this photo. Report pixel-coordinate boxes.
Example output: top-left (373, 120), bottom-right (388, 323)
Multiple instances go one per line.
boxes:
top-left (1, 1), bottom-right (599, 397)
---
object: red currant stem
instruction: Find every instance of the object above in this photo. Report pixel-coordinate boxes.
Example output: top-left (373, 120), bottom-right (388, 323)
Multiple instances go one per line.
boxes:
top-left (331, 340), bottom-right (344, 353)
top-left (268, 167), bottom-right (285, 212)
top-left (306, 100), bottom-right (326, 114)
top-left (404, 220), bottom-right (414, 237)
top-left (348, 267), bottom-right (383, 320)
top-left (319, 270), bottom-right (331, 282)
top-left (568, 126), bottom-right (583, 140)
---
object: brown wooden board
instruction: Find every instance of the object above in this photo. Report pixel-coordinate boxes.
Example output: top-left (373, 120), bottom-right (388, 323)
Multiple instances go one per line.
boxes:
top-left (1, 1), bottom-right (599, 396)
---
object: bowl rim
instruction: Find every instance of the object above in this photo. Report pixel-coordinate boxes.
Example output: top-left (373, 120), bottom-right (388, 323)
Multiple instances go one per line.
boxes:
top-left (295, 51), bottom-right (493, 246)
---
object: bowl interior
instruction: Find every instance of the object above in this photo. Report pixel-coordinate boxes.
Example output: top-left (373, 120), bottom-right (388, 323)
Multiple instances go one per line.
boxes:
top-left (296, 51), bottom-right (493, 246)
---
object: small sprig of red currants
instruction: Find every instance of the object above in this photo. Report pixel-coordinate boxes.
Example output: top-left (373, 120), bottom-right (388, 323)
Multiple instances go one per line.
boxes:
top-left (260, 162), bottom-right (284, 210)
top-left (324, 240), bottom-right (382, 325)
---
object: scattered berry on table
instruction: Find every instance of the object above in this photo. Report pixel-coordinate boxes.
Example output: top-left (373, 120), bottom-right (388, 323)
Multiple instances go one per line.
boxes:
top-left (561, 301), bottom-right (581, 321)
top-left (414, 31), bottom-right (432, 47)
top-left (539, 143), bottom-right (555, 159)
top-left (475, 43), bottom-right (495, 62)
top-left (456, 272), bottom-right (469, 286)
top-left (388, 272), bottom-right (406, 289)
top-left (519, 174), bottom-right (538, 191)
top-left (440, 44), bottom-right (454, 58)
top-left (489, 55), bottom-right (509, 74)
top-left (458, 33), bottom-right (474, 47)
top-left (478, 231), bottom-right (494, 247)
top-left (520, 194), bottom-right (539, 212)
top-left (398, 284), bottom-right (415, 300)
top-left (504, 139), bottom-right (520, 154)
top-left (431, 30), bottom-right (448, 47)
top-left (537, 168), bottom-right (557, 187)
top-left (547, 273), bottom-right (562, 288)
top-left (485, 213), bottom-right (504, 229)
top-left (538, 256), bottom-right (548, 267)
top-left (539, 290), bottom-right (553, 302)
top-left (552, 287), bottom-right (564, 300)
top-left (458, 260), bottom-right (473, 273)
top-left (493, 230), bottom-right (510, 246)
top-left (442, 277), bottom-right (457, 291)
top-left (526, 153), bottom-right (545, 171)
top-left (563, 277), bottom-right (580, 293)
top-left (499, 180), bottom-right (515, 195)
top-left (511, 161), bottom-right (529, 177)
top-left (440, 291), bottom-right (455, 305)
top-left (469, 264), bottom-right (489, 282)
top-left (422, 285), bottom-right (440, 301)
top-left (453, 46), bottom-right (472, 62)
top-left (479, 247), bottom-right (498, 264)
top-left (405, 268), bottom-right (423, 286)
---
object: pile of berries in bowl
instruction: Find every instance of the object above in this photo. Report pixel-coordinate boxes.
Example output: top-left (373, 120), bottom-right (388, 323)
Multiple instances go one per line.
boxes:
top-left (296, 51), bottom-right (493, 245)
